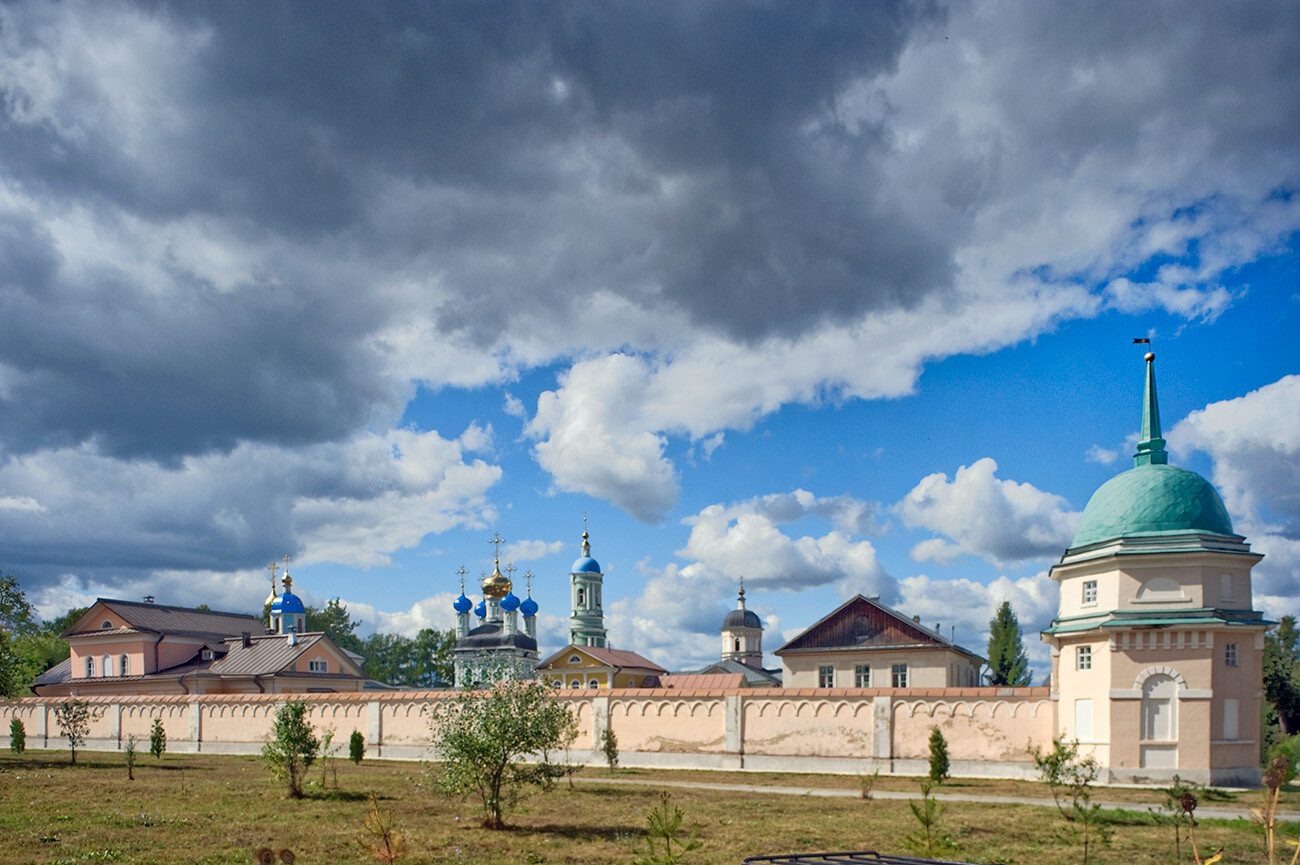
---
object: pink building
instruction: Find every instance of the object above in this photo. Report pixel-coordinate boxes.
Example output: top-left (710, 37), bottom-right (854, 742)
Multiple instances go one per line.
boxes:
top-left (33, 597), bottom-right (366, 696)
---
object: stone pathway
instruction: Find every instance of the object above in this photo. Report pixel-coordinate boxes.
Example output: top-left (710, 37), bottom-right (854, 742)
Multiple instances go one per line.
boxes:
top-left (572, 775), bottom-right (1297, 823)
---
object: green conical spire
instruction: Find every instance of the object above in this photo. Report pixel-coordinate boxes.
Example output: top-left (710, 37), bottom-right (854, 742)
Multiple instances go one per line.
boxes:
top-left (1133, 352), bottom-right (1168, 467)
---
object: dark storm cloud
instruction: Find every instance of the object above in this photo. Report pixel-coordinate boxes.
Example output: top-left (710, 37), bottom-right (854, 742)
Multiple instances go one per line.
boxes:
top-left (0, 0), bottom-right (947, 464)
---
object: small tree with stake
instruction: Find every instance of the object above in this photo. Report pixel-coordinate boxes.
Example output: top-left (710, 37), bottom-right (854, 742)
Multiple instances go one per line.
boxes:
top-left (53, 699), bottom-right (94, 764)
top-left (261, 700), bottom-right (320, 799)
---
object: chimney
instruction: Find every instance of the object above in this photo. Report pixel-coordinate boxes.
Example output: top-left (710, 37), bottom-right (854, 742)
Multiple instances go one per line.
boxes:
top-left (241, 632), bottom-right (251, 648)
top-left (287, 630), bottom-right (297, 647)
top-left (143, 595), bottom-right (155, 604)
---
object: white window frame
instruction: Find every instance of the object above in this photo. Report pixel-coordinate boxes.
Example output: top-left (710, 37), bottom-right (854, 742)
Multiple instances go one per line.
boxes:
top-left (102, 620), bottom-right (114, 629)
top-left (588, 678), bottom-right (600, 689)
top-left (119, 654), bottom-right (129, 677)
top-left (568, 654), bottom-right (582, 664)
top-left (818, 665), bottom-right (834, 688)
top-left (891, 663), bottom-right (908, 688)
top-left (1077, 645), bottom-right (1092, 670)
top-left (85, 656), bottom-right (95, 677)
top-left (1225, 643), bottom-right (1238, 667)
top-left (308, 658), bottom-right (328, 673)
top-left (854, 664), bottom-right (870, 688)
top-left (1082, 580), bottom-right (1098, 606)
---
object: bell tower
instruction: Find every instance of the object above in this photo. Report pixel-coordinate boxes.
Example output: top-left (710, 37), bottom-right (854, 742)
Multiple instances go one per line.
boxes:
top-left (568, 519), bottom-right (607, 648)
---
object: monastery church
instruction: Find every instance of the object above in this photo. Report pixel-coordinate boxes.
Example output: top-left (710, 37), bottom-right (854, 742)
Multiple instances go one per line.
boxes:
top-left (14, 354), bottom-right (1270, 784)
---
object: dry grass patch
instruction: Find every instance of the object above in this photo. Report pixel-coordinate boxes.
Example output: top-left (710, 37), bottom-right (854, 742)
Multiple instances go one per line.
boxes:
top-left (0, 750), bottom-right (1295, 865)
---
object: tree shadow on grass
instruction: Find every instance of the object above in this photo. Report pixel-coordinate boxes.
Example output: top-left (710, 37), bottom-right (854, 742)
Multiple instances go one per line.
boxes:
top-left (306, 789), bottom-right (370, 802)
top-left (504, 822), bottom-right (643, 842)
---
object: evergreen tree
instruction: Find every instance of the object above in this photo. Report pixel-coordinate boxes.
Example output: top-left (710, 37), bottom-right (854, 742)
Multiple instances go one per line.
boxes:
top-left (928, 726), bottom-right (950, 782)
top-left (986, 601), bottom-right (1031, 686)
top-left (150, 716), bottom-right (167, 759)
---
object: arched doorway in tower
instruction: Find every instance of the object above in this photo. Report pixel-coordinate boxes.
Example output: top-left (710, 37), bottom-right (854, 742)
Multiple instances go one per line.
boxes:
top-left (1140, 673), bottom-right (1178, 769)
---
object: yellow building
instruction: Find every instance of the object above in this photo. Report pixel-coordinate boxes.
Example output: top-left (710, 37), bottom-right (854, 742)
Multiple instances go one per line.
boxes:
top-left (537, 645), bottom-right (666, 689)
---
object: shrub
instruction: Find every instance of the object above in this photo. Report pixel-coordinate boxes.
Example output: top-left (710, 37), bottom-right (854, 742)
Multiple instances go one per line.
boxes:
top-left (261, 700), bottom-right (320, 799)
top-left (902, 780), bottom-right (953, 855)
top-left (53, 699), bottom-right (94, 764)
top-left (350, 729), bottom-right (365, 764)
top-left (927, 726), bottom-right (949, 782)
top-left (430, 678), bottom-right (576, 829)
top-left (601, 726), bottom-right (620, 772)
top-left (149, 716), bottom-right (166, 760)
top-left (9, 717), bottom-right (24, 753)
top-left (859, 768), bottom-right (879, 799)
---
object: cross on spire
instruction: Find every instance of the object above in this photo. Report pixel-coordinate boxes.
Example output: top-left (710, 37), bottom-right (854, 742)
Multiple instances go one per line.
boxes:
top-left (524, 569), bottom-right (534, 596)
top-left (267, 561), bottom-right (280, 581)
top-left (488, 531), bottom-right (507, 563)
top-left (505, 562), bottom-right (517, 580)
top-left (456, 564), bottom-right (468, 593)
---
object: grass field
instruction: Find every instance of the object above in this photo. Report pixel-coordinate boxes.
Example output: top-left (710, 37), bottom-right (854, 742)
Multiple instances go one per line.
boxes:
top-left (2, 749), bottom-right (1297, 865)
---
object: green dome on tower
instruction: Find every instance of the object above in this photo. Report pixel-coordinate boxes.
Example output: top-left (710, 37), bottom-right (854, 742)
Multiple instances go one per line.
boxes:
top-left (1068, 352), bottom-right (1235, 550)
top-left (1070, 463), bottom-right (1234, 548)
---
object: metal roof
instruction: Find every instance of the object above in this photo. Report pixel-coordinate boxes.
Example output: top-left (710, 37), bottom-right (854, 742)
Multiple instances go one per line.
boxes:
top-left (67, 599), bottom-right (262, 639)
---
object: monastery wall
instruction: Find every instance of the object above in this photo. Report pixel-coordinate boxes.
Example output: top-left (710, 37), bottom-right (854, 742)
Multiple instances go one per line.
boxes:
top-left (0, 686), bottom-right (1054, 778)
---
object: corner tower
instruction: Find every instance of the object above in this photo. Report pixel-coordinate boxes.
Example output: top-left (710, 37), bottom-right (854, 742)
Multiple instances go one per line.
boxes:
top-left (1043, 352), bottom-right (1269, 786)
top-left (569, 523), bottom-right (607, 648)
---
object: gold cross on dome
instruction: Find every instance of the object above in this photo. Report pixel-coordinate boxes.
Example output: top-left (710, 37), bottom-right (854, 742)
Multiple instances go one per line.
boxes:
top-left (456, 564), bottom-right (469, 592)
top-left (505, 563), bottom-right (517, 579)
top-left (267, 561), bottom-right (280, 581)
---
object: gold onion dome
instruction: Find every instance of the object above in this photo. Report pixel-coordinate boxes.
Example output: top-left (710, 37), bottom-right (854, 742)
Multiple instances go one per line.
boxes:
top-left (481, 563), bottom-right (511, 599)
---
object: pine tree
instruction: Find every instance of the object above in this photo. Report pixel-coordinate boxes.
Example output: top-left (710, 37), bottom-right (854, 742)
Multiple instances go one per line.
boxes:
top-left (986, 601), bottom-right (1031, 686)
top-left (928, 726), bottom-right (950, 782)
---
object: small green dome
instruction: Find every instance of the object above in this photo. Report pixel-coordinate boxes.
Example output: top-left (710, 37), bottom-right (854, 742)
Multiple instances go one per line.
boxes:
top-left (1070, 463), bottom-right (1234, 549)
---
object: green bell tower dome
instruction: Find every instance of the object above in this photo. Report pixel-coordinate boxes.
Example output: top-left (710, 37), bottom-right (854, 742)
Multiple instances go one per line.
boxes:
top-left (1069, 353), bottom-right (1235, 551)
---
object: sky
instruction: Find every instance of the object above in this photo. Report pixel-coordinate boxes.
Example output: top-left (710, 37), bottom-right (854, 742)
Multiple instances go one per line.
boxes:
top-left (1, 1), bottom-right (1298, 681)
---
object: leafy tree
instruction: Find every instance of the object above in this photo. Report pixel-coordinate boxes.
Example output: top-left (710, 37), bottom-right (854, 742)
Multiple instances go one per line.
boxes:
top-left (261, 700), bottom-right (321, 799)
top-left (0, 573), bottom-right (37, 698)
top-left (308, 599), bottom-right (364, 655)
top-left (9, 717), bottom-right (25, 753)
top-left (1264, 616), bottom-right (1300, 737)
top-left (54, 699), bottom-right (94, 764)
top-left (928, 726), bottom-right (950, 782)
top-left (3, 598), bottom-right (88, 697)
top-left (150, 717), bottom-right (167, 759)
top-left (986, 601), bottom-right (1031, 686)
top-left (430, 678), bottom-right (576, 829)
top-left (349, 729), bottom-right (365, 764)
top-left (361, 628), bottom-right (456, 687)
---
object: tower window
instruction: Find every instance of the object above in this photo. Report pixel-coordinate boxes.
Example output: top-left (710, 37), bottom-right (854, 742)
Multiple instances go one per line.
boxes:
top-left (891, 664), bottom-right (908, 688)
top-left (576, 588), bottom-right (585, 607)
top-left (1077, 646), bottom-right (1092, 670)
top-left (119, 654), bottom-right (129, 676)
top-left (1225, 643), bottom-right (1237, 667)
top-left (734, 638), bottom-right (741, 652)
top-left (854, 665), bottom-right (870, 687)
top-left (1082, 580), bottom-right (1097, 605)
top-left (85, 656), bottom-right (94, 677)
top-left (818, 665), bottom-right (834, 688)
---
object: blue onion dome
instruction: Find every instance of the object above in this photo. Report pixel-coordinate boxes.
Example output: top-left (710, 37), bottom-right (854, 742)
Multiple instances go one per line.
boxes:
top-left (520, 596), bottom-right (538, 617)
top-left (453, 593), bottom-right (472, 614)
top-left (270, 574), bottom-right (305, 615)
top-left (474, 599), bottom-right (487, 618)
top-left (500, 592), bottom-right (520, 612)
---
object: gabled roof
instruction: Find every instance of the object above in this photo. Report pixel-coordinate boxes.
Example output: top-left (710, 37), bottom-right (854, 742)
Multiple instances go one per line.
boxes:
top-left (689, 658), bottom-right (783, 686)
top-left (537, 644), bottom-right (667, 673)
top-left (658, 673), bottom-right (744, 689)
top-left (65, 599), bottom-right (262, 640)
top-left (776, 594), bottom-right (983, 661)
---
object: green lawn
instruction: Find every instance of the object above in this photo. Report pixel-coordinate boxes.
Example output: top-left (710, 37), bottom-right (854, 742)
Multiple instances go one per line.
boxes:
top-left (1, 750), bottom-right (1295, 865)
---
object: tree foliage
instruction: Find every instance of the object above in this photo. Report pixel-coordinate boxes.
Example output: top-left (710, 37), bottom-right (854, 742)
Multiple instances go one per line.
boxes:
top-left (0, 575), bottom-right (86, 698)
top-left (9, 717), bottom-right (25, 753)
top-left (633, 791), bottom-right (703, 865)
top-left (261, 700), bottom-right (321, 799)
top-left (1264, 616), bottom-right (1300, 737)
top-left (928, 726), bottom-right (950, 782)
top-left (53, 699), bottom-right (93, 764)
top-left (350, 729), bottom-right (365, 764)
top-left (150, 717), bottom-right (167, 759)
top-left (986, 601), bottom-right (1031, 686)
top-left (430, 678), bottom-right (576, 829)
top-left (361, 628), bottom-right (456, 688)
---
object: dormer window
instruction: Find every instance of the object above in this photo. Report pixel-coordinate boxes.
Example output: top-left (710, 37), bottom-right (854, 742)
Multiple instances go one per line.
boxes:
top-left (200, 649), bottom-right (214, 660)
